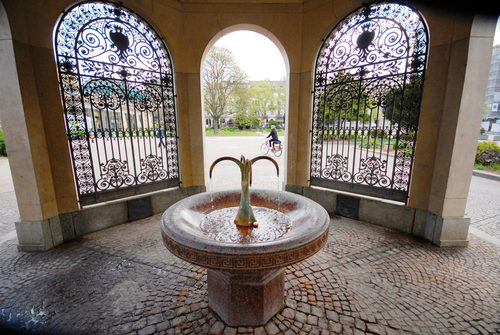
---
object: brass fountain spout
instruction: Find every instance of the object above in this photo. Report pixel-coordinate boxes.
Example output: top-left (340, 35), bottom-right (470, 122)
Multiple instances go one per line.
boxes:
top-left (209, 155), bottom-right (279, 227)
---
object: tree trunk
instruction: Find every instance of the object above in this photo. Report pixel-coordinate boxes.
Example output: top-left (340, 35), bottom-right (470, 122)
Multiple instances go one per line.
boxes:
top-left (213, 118), bottom-right (219, 134)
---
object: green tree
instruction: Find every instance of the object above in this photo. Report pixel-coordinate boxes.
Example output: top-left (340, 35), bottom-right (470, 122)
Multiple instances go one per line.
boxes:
top-left (202, 47), bottom-right (247, 134)
top-left (318, 72), bottom-right (373, 125)
top-left (384, 74), bottom-right (423, 130)
top-left (249, 81), bottom-right (276, 127)
top-left (229, 85), bottom-right (252, 129)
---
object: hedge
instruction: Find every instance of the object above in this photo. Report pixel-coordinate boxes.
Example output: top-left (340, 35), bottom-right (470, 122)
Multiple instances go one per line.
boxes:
top-left (0, 130), bottom-right (6, 157)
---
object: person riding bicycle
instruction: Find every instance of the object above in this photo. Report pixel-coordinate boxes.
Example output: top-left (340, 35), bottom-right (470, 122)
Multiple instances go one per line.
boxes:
top-left (266, 125), bottom-right (281, 149)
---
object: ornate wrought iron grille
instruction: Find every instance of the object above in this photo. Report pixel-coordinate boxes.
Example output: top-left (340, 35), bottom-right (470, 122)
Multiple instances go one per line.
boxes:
top-left (54, 1), bottom-right (179, 205)
top-left (310, 2), bottom-right (428, 202)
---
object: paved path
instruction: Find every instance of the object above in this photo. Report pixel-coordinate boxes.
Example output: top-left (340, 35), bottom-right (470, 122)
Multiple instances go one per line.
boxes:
top-left (0, 138), bottom-right (499, 334)
top-left (205, 136), bottom-right (285, 191)
top-left (0, 157), bottom-right (18, 244)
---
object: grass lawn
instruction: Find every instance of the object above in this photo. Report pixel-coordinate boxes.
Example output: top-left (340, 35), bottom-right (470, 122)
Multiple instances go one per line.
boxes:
top-left (474, 163), bottom-right (500, 174)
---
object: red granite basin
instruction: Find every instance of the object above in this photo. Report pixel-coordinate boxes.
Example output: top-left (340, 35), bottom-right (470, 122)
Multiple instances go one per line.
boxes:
top-left (161, 189), bottom-right (330, 272)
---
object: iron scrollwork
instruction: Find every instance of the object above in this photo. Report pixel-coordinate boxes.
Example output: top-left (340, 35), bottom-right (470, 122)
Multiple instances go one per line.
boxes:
top-left (310, 2), bottom-right (428, 202)
top-left (322, 154), bottom-right (352, 181)
top-left (137, 154), bottom-right (168, 183)
top-left (353, 156), bottom-right (391, 187)
top-left (55, 1), bottom-right (179, 203)
top-left (96, 158), bottom-right (135, 190)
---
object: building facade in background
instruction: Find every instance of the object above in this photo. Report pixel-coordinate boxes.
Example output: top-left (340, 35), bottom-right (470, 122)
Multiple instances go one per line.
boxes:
top-left (484, 44), bottom-right (500, 131)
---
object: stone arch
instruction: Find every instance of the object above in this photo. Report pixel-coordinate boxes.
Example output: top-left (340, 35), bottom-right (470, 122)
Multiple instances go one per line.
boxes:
top-left (200, 24), bottom-right (290, 188)
top-left (202, 24), bottom-right (290, 78)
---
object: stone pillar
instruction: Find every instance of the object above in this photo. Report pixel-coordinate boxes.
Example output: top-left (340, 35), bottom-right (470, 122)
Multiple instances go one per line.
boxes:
top-left (207, 268), bottom-right (285, 326)
top-left (409, 14), bottom-right (497, 246)
top-left (0, 3), bottom-right (63, 251)
top-left (175, 71), bottom-right (205, 188)
top-left (284, 71), bottom-right (301, 187)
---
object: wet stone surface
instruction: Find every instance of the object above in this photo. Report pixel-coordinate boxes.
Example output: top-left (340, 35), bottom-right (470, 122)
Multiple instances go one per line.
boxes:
top-left (0, 215), bottom-right (499, 334)
top-left (200, 206), bottom-right (292, 243)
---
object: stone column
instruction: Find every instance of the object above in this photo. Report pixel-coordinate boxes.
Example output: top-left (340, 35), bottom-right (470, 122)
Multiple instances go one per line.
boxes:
top-left (0, 3), bottom-right (63, 251)
top-left (175, 71), bottom-right (205, 188)
top-left (409, 14), bottom-right (497, 246)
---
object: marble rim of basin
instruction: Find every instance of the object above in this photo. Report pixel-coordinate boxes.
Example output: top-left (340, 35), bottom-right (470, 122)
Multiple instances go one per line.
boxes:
top-left (161, 189), bottom-right (330, 272)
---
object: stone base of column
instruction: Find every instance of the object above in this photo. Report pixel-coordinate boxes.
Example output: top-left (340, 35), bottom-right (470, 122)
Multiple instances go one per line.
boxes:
top-left (292, 185), bottom-right (471, 248)
top-left (15, 216), bottom-right (63, 251)
top-left (413, 209), bottom-right (470, 247)
top-left (207, 268), bottom-right (284, 326)
top-left (13, 186), bottom-right (207, 252)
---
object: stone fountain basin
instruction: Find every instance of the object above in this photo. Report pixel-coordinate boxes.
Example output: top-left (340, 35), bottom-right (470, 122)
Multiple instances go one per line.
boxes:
top-left (161, 189), bottom-right (330, 271)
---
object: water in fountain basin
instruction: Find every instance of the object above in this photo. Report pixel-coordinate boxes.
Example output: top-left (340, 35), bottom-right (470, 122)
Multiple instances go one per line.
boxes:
top-left (200, 206), bottom-right (292, 243)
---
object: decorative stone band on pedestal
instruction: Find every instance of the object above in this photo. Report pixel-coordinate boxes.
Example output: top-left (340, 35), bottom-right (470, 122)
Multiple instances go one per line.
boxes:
top-left (161, 189), bottom-right (330, 326)
top-left (161, 228), bottom-right (329, 271)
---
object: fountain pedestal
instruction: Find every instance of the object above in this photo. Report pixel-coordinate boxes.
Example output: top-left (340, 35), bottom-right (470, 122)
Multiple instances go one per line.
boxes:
top-left (208, 269), bottom-right (284, 326)
top-left (161, 189), bottom-right (329, 327)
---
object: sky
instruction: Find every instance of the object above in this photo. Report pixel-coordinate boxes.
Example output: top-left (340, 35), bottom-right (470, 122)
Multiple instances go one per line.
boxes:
top-left (213, 31), bottom-right (286, 81)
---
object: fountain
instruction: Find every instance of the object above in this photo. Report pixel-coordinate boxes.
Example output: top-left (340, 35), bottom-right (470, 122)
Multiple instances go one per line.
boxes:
top-left (161, 155), bottom-right (329, 326)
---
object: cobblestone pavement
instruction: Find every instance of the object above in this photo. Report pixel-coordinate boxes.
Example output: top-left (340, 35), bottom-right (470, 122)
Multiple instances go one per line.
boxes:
top-left (0, 214), bottom-right (499, 335)
top-left (465, 175), bottom-right (500, 240)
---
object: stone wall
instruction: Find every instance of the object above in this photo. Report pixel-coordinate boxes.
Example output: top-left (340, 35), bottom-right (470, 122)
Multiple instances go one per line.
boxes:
top-left (0, 0), bottom-right (496, 249)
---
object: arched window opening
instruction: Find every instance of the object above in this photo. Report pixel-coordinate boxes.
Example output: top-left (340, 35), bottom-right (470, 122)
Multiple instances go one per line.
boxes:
top-left (201, 29), bottom-right (288, 191)
top-left (310, 2), bottom-right (429, 202)
top-left (54, 1), bottom-right (179, 205)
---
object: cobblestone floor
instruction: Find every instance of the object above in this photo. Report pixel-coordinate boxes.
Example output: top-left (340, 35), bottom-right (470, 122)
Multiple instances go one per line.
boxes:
top-left (0, 214), bottom-right (498, 335)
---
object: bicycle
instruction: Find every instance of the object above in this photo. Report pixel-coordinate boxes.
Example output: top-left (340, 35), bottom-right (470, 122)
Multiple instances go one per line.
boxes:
top-left (260, 139), bottom-right (283, 157)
